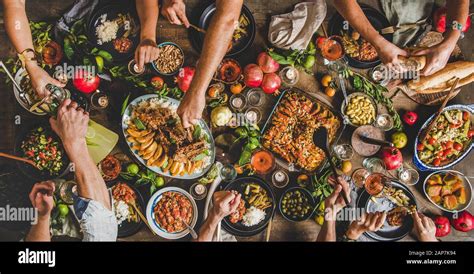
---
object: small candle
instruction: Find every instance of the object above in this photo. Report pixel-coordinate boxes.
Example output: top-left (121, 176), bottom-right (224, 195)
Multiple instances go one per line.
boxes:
top-left (232, 97), bottom-right (243, 109)
top-left (194, 184), bottom-right (206, 195)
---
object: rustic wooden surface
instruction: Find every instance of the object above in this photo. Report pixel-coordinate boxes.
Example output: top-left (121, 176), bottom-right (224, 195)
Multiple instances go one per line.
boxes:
top-left (0, 0), bottom-right (473, 242)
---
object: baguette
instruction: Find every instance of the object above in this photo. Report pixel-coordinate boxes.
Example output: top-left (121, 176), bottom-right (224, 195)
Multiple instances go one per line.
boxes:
top-left (416, 73), bottom-right (474, 94)
top-left (399, 55), bottom-right (426, 71)
top-left (407, 61), bottom-right (474, 90)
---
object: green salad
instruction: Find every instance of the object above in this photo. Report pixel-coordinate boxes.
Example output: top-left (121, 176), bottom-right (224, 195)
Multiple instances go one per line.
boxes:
top-left (21, 127), bottom-right (64, 175)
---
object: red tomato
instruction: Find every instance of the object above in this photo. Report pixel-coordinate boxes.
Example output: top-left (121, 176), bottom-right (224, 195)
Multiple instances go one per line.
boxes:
top-left (463, 111), bottom-right (470, 121)
top-left (453, 142), bottom-right (463, 151)
top-left (428, 138), bottom-right (437, 145)
top-left (433, 158), bottom-right (441, 166)
top-left (437, 150), bottom-right (445, 157)
top-left (468, 130), bottom-right (474, 139)
top-left (416, 143), bottom-right (425, 151)
top-left (445, 141), bottom-right (453, 149)
top-left (444, 148), bottom-right (453, 156)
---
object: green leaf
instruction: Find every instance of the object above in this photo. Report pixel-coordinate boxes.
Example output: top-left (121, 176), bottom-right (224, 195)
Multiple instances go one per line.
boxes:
top-left (134, 118), bottom-right (146, 130)
top-left (121, 93), bottom-right (131, 115)
top-left (192, 124), bottom-right (202, 140)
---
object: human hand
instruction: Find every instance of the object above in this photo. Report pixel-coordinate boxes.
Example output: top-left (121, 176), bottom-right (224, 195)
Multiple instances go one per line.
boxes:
top-left (374, 39), bottom-right (409, 70)
top-left (29, 181), bottom-right (55, 218)
top-left (177, 92), bottom-right (205, 128)
top-left (412, 43), bottom-right (454, 76)
top-left (134, 39), bottom-right (160, 72)
top-left (346, 212), bottom-right (387, 240)
top-left (412, 212), bottom-right (438, 242)
top-left (211, 191), bottom-right (241, 220)
top-left (49, 99), bottom-right (89, 150)
top-left (161, 0), bottom-right (190, 28)
top-left (26, 64), bottom-right (65, 98)
top-left (324, 176), bottom-right (351, 221)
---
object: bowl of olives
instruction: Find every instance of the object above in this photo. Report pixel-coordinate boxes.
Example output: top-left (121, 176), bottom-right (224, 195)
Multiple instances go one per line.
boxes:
top-left (279, 187), bottom-right (316, 222)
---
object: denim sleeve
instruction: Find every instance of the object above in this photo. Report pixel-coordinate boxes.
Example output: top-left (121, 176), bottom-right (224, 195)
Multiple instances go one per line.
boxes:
top-left (73, 195), bottom-right (118, 242)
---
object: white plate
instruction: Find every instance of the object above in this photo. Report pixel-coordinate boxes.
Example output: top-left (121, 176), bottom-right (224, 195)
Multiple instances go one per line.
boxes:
top-left (146, 187), bottom-right (198, 240)
top-left (121, 94), bottom-right (215, 179)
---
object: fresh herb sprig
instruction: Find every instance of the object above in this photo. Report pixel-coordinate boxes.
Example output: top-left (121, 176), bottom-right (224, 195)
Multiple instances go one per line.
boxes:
top-left (267, 42), bottom-right (317, 72)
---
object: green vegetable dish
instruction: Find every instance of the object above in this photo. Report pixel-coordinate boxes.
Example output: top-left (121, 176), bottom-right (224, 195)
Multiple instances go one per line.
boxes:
top-left (21, 127), bottom-right (64, 175)
top-left (417, 109), bottom-right (473, 167)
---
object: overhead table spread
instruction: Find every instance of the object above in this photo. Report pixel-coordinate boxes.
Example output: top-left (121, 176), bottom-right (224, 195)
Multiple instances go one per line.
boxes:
top-left (0, 0), bottom-right (473, 242)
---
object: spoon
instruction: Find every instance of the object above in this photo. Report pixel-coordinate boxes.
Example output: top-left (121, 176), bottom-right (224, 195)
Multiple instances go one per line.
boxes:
top-left (178, 217), bottom-right (198, 239)
top-left (0, 152), bottom-right (37, 168)
top-left (313, 127), bottom-right (350, 206)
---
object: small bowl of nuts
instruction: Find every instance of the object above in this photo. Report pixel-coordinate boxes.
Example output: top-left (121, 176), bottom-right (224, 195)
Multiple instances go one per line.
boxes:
top-left (341, 92), bottom-right (378, 127)
top-left (152, 42), bottom-right (184, 75)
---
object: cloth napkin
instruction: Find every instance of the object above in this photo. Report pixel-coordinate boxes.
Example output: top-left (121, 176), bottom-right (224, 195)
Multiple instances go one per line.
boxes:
top-left (268, 0), bottom-right (326, 50)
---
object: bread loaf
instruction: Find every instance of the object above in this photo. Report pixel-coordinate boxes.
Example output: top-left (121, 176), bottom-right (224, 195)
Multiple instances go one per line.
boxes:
top-left (407, 61), bottom-right (474, 91)
top-left (399, 56), bottom-right (426, 71)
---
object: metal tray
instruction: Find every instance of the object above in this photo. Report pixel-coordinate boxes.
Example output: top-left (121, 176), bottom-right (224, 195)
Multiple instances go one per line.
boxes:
top-left (260, 87), bottom-right (346, 174)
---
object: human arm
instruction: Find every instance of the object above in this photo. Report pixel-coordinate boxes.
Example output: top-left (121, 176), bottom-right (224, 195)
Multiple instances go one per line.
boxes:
top-left (2, 0), bottom-right (64, 97)
top-left (134, 0), bottom-right (160, 71)
top-left (196, 191), bottom-right (241, 241)
top-left (413, 0), bottom-right (469, 75)
top-left (332, 0), bottom-right (408, 68)
top-left (49, 99), bottom-right (111, 210)
top-left (316, 177), bottom-right (351, 242)
top-left (25, 181), bottom-right (55, 241)
top-left (177, 0), bottom-right (243, 128)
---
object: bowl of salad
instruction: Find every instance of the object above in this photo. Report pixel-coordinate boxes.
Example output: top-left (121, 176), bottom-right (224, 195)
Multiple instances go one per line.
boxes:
top-left (14, 124), bottom-right (70, 181)
top-left (413, 105), bottom-right (474, 171)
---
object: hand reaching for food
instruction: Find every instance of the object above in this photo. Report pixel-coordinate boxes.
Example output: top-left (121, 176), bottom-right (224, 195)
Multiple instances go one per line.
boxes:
top-left (49, 99), bottom-right (89, 150)
top-left (324, 176), bottom-right (351, 221)
top-left (345, 212), bottom-right (387, 241)
top-left (26, 64), bottom-right (65, 98)
top-left (134, 39), bottom-right (160, 72)
top-left (177, 92), bottom-right (205, 128)
top-left (412, 43), bottom-right (454, 76)
top-left (161, 0), bottom-right (190, 28)
top-left (212, 191), bottom-right (242, 220)
top-left (374, 39), bottom-right (409, 70)
top-left (412, 212), bottom-right (438, 242)
top-left (29, 181), bottom-right (55, 218)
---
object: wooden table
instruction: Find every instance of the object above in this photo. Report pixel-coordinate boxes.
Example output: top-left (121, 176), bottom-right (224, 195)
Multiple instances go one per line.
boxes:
top-left (0, 0), bottom-right (472, 242)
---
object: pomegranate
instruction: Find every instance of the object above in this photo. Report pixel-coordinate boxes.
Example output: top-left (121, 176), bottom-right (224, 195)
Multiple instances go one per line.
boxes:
top-left (434, 216), bottom-right (451, 237)
top-left (261, 73), bottom-right (281, 94)
top-left (42, 41), bottom-right (63, 65)
top-left (175, 66), bottom-right (195, 92)
top-left (434, 7), bottom-right (471, 33)
top-left (451, 211), bottom-right (473, 232)
top-left (73, 69), bottom-right (100, 94)
top-left (257, 52), bottom-right (280, 73)
top-left (379, 146), bottom-right (403, 170)
top-left (243, 64), bottom-right (264, 88)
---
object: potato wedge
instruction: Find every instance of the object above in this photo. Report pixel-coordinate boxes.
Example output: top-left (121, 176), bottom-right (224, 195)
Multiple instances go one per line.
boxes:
top-left (142, 150), bottom-right (155, 160)
top-left (127, 128), bottom-right (150, 138)
top-left (148, 144), bottom-right (163, 164)
top-left (136, 132), bottom-right (155, 144)
top-left (126, 136), bottom-right (137, 143)
top-left (144, 141), bottom-right (158, 157)
top-left (140, 137), bottom-right (154, 151)
top-left (154, 154), bottom-right (168, 168)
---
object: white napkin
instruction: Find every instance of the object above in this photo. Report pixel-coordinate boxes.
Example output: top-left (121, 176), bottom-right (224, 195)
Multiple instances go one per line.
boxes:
top-left (268, 0), bottom-right (327, 50)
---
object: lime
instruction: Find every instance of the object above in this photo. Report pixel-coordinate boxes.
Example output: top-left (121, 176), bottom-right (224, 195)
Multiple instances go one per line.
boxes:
top-left (154, 176), bottom-right (165, 187)
top-left (58, 204), bottom-right (69, 217)
top-left (126, 163), bottom-right (140, 175)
